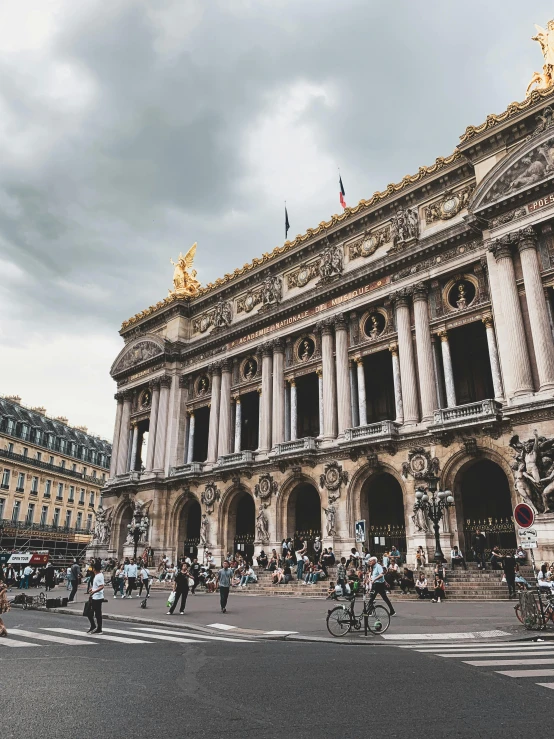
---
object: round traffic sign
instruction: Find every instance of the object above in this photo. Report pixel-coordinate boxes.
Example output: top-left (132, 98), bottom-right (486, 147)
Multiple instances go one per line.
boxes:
top-left (514, 503), bottom-right (535, 529)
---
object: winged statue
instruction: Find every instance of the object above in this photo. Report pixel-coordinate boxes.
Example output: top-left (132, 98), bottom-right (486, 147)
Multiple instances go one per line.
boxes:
top-left (169, 242), bottom-right (201, 297)
top-left (527, 20), bottom-right (554, 96)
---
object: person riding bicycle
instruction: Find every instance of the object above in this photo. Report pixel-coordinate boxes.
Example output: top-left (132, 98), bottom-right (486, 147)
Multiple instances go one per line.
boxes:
top-left (366, 556), bottom-right (396, 617)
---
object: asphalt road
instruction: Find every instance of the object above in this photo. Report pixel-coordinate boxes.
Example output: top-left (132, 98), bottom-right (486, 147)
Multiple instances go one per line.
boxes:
top-left (2, 609), bottom-right (549, 739)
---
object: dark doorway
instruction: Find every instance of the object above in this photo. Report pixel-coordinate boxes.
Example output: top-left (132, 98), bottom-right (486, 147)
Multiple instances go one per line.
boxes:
top-left (449, 322), bottom-right (494, 405)
top-left (193, 406), bottom-right (210, 462)
top-left (287, 483), bottom-right (321, 553)
top-left (179, 498), bottom-right (201, 559)
top-left (363, 351), bottom-right (395, 423)
top-left (232, 492), bottom-right (255, 562)
top-left (118, 505), bottom-right (133, 554)
top-left (133, 419), bottom-right (149, 471)
top-left (361, 473), bottom-right (406, 558)
top-left (240, 391), bottom-right (259, 451)
top-left (296, 373), bottom-right (319, 438)
top-left (459, 459), bottom-right (516, 558)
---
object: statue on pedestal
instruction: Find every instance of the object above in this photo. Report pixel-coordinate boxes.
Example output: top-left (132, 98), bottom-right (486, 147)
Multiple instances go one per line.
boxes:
top-left (323, 504), bottom-right (337, 536)
top-left (255, 506), bottom-right (270, 545)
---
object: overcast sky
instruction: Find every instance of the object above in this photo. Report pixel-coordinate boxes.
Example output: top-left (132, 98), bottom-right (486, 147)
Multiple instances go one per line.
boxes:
top-left (0, 0), bottom-right (549, 440)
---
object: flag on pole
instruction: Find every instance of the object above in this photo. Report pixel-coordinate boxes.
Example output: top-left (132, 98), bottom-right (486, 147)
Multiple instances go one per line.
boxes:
top-left (339, 175), bottom-right (347, 209)
top-left (285, 205), bottom-right (290, 239)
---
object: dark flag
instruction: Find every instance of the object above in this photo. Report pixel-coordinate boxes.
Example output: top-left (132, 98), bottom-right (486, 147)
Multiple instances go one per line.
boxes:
top-left (339, 175), bottom-right (347, 209)
top-left (285, 205), bottom-right (290, 239)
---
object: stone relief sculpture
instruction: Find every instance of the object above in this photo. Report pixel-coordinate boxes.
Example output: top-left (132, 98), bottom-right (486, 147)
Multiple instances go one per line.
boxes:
top-left (254, 473), bottom-right (278, 503)
top-left (92, 505), bottom-right (113, 545)
top-left (125, 499), bottom-right (150, 545)
top-left (114, 341), bottom-right (163, 373)
top-left (390, 207), bottom-right (419, 248)
top-left (255, 505), bottom-right (270, 544)
top-left (484, 137), bottom-right (554, 202)
top-left (411, 488), bottom-right (431, 533)
top-left (200, 513), bottom-right (210, 548)
top-left (510, 430), bottom-right (554, 512)
top-left (213, 297), bottom-right (233, 328)
top-left (201, 482), bottom-right (221, 514)
top-left (323, 504), bottom-right (337, 536)
top-left (261, 276), bottom-right (282, 306)
top-left (424, 186), bottom-right (474, 224)
top-left (401, 448), bottom-right (440, 481)
top-left (320, 462), bottom-right (349, 503)
top-left (318, 244), bottom-right (344, 282)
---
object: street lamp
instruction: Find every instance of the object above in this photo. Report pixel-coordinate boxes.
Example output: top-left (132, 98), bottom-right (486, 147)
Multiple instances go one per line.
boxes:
top-left (413, 475), bottom-right (455, 563)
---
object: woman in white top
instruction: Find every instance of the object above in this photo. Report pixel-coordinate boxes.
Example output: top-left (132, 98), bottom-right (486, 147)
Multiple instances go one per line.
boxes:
top-left (87, 561), bottom-right (105, 635)
top-left (415, 572), bottom-right (429, 599)
top-left (537, 564), bottom-right (554, 592)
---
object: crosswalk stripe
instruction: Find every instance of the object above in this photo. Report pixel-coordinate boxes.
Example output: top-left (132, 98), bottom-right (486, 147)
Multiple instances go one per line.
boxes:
top-left (0, 637), bottom-right (41, 648)
top-left (496, 669), bottom-right (554, 678)
top-left (12, 630), bottom-right (93, 646)
top-left (399, 641), bottom-right (515, 650)
top-left (415, 645), bottom-right (554, 653)
top-left (536, 683), bottom-right (554, 689)
top-left (100, 628), bottom-right (198, 643)
top-left (135, 627), bottom-right (253, 643)
top-left (465, 658), bottom-right (554, 667)
top-left (438, 651), bottom-right (554, 658)
top-left (44, 628), bottom-right (153, 644)
top-left (382, 630), bottom-right (510, 641)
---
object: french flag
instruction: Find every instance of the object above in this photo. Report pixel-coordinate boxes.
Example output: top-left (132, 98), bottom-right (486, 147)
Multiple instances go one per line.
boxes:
top-left (339, 175), bottom-right (346, 209)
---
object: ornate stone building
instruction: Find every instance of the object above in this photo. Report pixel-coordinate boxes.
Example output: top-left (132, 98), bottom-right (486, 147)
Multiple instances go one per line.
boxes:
top-left (101, 80), bottom-right (554, 566)
top-left (0, 396), bottom-right (111, 560)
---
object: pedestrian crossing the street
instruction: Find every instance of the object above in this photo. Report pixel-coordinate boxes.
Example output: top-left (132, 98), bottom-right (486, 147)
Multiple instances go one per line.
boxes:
top-left (395, 639), bottom-right (554, 692)
top-left (0, 626), bottom-right (256, 649)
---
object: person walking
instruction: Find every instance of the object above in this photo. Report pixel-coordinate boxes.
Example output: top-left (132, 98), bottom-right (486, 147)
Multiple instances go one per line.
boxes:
top-left (366, 556), bottom-right (396, 616)
top-left (139, 564), bottom-right (150, 598)
top-left (124, 559), bottom-right (138, 598)
top-left (86, 561), bottom-right (105, 635)
top-left (68, 559), bottom-right (80, 602)
top-left (472, 529), bottom-right (487, 570)
top-left (217, 560), bottom-right (232, 613)
top-left (503, 552), bottom-right (517, 599)
top-left (19, 564), bottom-right (32, 590)
top-left (44, 562), bottom-right (55, 592)
top-left (167, 563), bottom-right (190, 615)
top-left (190, 558), bottom-right (201, 594)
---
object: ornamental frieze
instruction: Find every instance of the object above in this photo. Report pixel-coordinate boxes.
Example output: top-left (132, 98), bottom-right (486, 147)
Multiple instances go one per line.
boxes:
top-left (112, 340), bottom-right (164, 374)
top-left (236, 276), bottom-right (282, 314)
top-left (254, 473), bottom-right (278, 503)
top-left (401, 447), bottom-right (440, 481)
top-left (391, 240), bottom-right (480, 283)
top-left (318, 243), bottom-right (344, 284)
top-left (287, 260), bottom-right (320, 289)
top-left (193, 297), bottom-right (233, 334)
top-left (483, 135), bottom-right (554, 204)
top-left (348, 225), bottom-right (391, 259)
top-left (389, 206), bottom-right (420, 251)
top-left (201, 482), bottom-right (221, 514)
top-left (319, 461), bottom-right (348, 503)
top-left (424, 185), bottom-right (475, 224)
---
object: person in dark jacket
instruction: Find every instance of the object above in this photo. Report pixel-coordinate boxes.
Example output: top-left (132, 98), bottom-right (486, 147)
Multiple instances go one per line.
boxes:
top-left (503, 553), bottom-right (517, 599)
top-left (167, 564), bottom-right (190, 615)
top-left (472, 529), bottom-right (487, 570)
top-left (68, 560), bottom-right (80, 602)
top-left (44, 563), bottom-right (56, 592)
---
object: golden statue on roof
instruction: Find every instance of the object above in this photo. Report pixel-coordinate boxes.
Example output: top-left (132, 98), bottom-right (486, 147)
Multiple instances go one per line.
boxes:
top-left (169, 242), bottom-right (201, 297)
top-left (527, 19), bottom-right (554, 96)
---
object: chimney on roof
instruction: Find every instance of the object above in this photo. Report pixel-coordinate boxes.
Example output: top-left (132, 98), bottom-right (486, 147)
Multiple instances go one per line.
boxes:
top-left (55, 416), bottom-right (69, 425)
top-left (75, 425), bottom-right (88, 434)
top-left (31, 407), bottom-right (47, 415)
top-left (6, 395), bottom-right (21, 404)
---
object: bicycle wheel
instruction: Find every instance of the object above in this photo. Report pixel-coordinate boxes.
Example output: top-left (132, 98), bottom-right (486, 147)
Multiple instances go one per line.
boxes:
top-left (326, 606), bottom-right (353, 637)
top-left (367, 604), bottom-right (391, 635)
top-left (514, 604), bottom-right (524, 625)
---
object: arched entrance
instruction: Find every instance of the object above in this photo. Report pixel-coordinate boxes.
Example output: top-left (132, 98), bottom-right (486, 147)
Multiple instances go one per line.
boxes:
top-left (360, 473), bottom-right (406, 558)
top-left (457, 459), bottom-right (516, 559)
top-left (178, 498), bottom-right (201, 559)
top-left (287, 483), bottom-right (321, 554)
top-left (228, 491), bottom-right (255, 562)
top-left (118, 504), bottom-right (133, 556)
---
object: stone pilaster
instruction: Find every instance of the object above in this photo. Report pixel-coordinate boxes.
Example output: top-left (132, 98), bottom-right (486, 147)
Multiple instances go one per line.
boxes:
top-left (388, 344), bottom-right (404, 424)
top-left (482, 316), bottom-right (504, 400)
top-left (259, 344), bottom-right (273, 451)
top-left (116, 392), bottom-right (132, 475)
top-left (319, 320), bottom-right (337, 439)
top-left (392, 290), bottom-right (419, 425)
top-left (169, 375), bottom-right (189, 469)
top-left (349, 361), bottom-right (359, 427)
top-left (334, 313), bottom-right (352, 436)
top-left (438, 331), bottom-right (456, 408)
top-left (144, 380), bottom-right (160, 471)
top-left (316, 368), bottom-right (324, 437)
top-left (272, 339), bottom-right (285, 446)
top-left (290, 379), bottom-right (297, 441)
top-left (217, 360), bottom-right (233, 457)
top-left (129, 422), bottom-right (139, 472)
top-left (431, 336), bottom-right (445, 409)
top-left (355, 357), bottom-right (367, 426)
top-left (109, 393), bottom-right (124, 477)
top-left (207, 364), bottom-right (222, 463)
top-left (153, 375), bottom-right (172, 472)
top-left (412, 282), bottom-right (438, 422)
top-left (186, 411), bottom-right (195, 463)
top-left (233, 397), bottom-right (242, 453)
top-left (489, 240), bottom-right (533, 396)
top-left (517, 228), bottom-right (554, 390)
top-left (257, 387), bottom-right (264, 447)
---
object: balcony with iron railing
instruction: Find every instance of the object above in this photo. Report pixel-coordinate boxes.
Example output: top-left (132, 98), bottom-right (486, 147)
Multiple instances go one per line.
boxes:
top-left (0, 448), bottom-right (105, 486)
top-left (0, 517), bottom-right (93, 538)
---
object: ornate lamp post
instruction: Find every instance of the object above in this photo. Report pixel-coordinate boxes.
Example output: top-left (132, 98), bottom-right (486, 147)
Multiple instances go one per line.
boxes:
top-left (413, 475), bottom-right (455, 563)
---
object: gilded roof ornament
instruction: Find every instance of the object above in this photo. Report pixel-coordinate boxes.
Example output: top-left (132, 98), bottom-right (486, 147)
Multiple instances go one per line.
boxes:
top-left (527, 20), bottom-right (554, 96)
top-left (169, 243), bottom-right (201, 298)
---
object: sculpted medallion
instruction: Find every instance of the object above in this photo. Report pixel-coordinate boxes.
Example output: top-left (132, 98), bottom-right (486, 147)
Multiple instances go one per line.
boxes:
top-left (201, 482), bottom-right (221, 514)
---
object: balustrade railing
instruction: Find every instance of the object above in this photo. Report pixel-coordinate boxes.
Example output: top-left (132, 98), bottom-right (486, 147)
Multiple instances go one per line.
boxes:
top-left (432, 399), bottom-right (502, 426)
top-left (275, 437), bottom-right (317, 455)
top-left (343, 420), bottom-right (399, 442)
top-left (218, 451), bottom-right (254, 466)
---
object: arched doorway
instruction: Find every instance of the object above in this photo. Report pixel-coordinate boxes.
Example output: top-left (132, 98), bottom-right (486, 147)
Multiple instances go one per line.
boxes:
top-left (287, 483), bottom-right (321, 554)
top-left (458, 459), bottom-right (516, 559)
top-left (118, 505), bottom-right (133, 556)
top-left (178, 498), bottom-right (201, 560)
top-left (361, 473), bottom-right (406, 558)
top-left (228, 491), bottom-right (255, 562)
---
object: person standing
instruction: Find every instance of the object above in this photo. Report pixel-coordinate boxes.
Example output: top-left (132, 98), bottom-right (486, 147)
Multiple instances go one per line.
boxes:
top-left (367, 556), bottom-right (396, 616)
top-left (86, 561), bottom-right (105, 635)
top-left (313, 537), bottom-right (322, 564)
top-left (167, 564), bottom-right (189, 615)
top-left (44, 563), bottom-right (55, 592)
top-left (190, 558), bottom-right (201, 594)
top-left (503, 552), bottom-right (517, 599)
top-left (19, 564), bottom-right (32, 590)
top-left (217, 560), bottom-right (232, 613)
top-left (68, 559), bottom-right (80, 602)
top-left (0, 571), bottom-right (9, 636)
top-left (472, 529), bottom-right (487, 570)
top-left (295, 543), bottom-right (307, 582)
top-left (139, 564), bottom-right (150, 598)
top-left (124, 559), bottom-right (138, 598)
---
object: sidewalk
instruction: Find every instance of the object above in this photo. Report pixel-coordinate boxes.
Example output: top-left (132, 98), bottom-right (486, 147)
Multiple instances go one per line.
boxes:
top-left (20, 584), bottom-right (528, 641)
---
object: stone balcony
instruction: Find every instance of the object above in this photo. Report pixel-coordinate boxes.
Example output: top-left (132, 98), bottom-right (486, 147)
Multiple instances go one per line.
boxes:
top-left (429, 399), bottom-right (502, 431)
top-left (340, 419), bottom-right (400, 444)
top-left (275, 437), bottom-right (318, 456)
top-left (217, 450), bottom-right (255, 467)
top-left (170, 461), bottom-right (204, 477)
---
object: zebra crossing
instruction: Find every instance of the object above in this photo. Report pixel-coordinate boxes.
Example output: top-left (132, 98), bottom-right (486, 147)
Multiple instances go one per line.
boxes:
top-left (0, 626), bottom-right (255, 649)
top-left (395, 638), bottom-right (554, 691)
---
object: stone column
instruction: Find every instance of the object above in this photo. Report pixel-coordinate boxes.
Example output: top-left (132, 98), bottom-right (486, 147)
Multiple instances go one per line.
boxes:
top-left (109, 393), bottom-right (124, 477)
top-left (129, 423), bottom-right (139, 472)
top-left (217, 360), bottom-right (232, 457)
top-left (257, 387), bottom-right (263, 447)
top-left (170, 375), bottom-right (189, 468)
top-left (431, 336), bottom-right (445, 409)
top-left (186, 411), bottom-right (195, 463)
top-left (438, 331), bottom-right (457, 408)
top-left (482, 316), bottom-right (504, 399)
top-left (145, 381), bottom-right (160, 471)
top-left (207, 364), bottom-right (222, 463)
top-left (320, 320), bottom-right (337, 439)
top-left (233, 397), bottom-right (242, 453)
top-left (412, 283), bottom-right (438, 421)
top-left (389, 344), bottom-right (404, 424)
top-left (393, 291), bottom-right (419, 425)
top-left (489, 240), bottom-right (533, 396)
top-left (355, 357), bottom-right (368, 426)
top-left (334, 314), bottom-right (352, 435)
top-left (259, 344), bottom-right (273, 451)
top-left (116, 392), bottom-right (132, 475)
top-left (284, 384), bottom-right (291, 441)
top-left (517, 228), bottom-right (554, 390)
top-left (349, 361), bottom-right (359, 428)
top-left (272, 339), bottom-right (285, 446)
top-left (317, 368), bottom-right (324, 437)
top-left (290, 379), bottom-right (297, 441)
top-left (153, 376), bottom-right (172, 471)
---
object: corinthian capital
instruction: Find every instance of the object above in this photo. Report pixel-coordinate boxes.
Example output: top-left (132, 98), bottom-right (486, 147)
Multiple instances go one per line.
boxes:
top-left (411, 281), bottom-right (429, 302)
top-left (389, 287), bottom-right (412, 309)
top-left (488, 239), bottom-right (513, 261)
top-left (516, 226), bottom-right (538, 253)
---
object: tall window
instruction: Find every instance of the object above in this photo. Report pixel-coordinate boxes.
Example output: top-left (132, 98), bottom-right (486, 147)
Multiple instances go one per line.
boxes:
top-left (31, 476), bottom-right (39, 493)
top-left (49, 456), bottom-right (54, 465)
top-left (72, 463), bottom-right (77, 472)
top-left (76, 511), bottom-right (83, 529)
top-left (68, 485), bottom-right (75, 502)
top-left (36, 451), bottom-right (42, 461)
top-left (1, 469), bottom-right (10, 489)
top-left (40, 506), bottom-right (48, 526)
top-left (26, 503), bottom-right (35, 524)
top-left (7, 442), bottom-right (13, 454)
top-left (35, 430), bottom-right (42, 445)
top-left (12, 500), bottom-right (20, 522)
top-left (53, 508), bottom-right (60, 527)
top-left (6, 419), bottom-right (14, 434)
top-left (79, 488), bottom-right (85, 504)
top-left (44, 479), bottom-right (52, 497)
top-left (86, 513), bottom-right (93, 531)
top-left (21, 425), bottom-right (29, 440)
top-left (61, 460), bottom-right (66, 469)
top-left (65, 510), bottom-right (72, 528)
top-left (83, 467), bottom-right (87, 478)
top-left (22, 447), bottom-right (28, 458)
top-left (0, 498), bottom-right (5, 519)
top-left (89, 491), bottom-right (95, 507)
top-left (16, 472), bottom-right (25, 492)
top-left (56, 482), bottom-right (64, 500)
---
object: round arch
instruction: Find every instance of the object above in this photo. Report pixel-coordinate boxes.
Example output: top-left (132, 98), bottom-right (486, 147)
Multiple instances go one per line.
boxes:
top-left (167, 490), bottom-right (202, 557)
top-left (115, 501), bottom-right (134, 556)
top-left (276, 472), bottom-right (322, 544)
top-left (218, 483), bottom-right (256, 561)
top-left (347, 462), bottom-right (408, 533)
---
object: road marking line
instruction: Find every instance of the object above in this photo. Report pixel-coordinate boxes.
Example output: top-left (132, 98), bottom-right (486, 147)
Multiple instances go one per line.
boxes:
top-left (496, 669), bottom-right (554, 677)
top-left (100, 628), bottom-right (197, 643)
top-left (44, 628), bottom-right (153, 644)
top-left (399, 642), bottom-right (514, 650)
top-left (0, 638), bottom-right (41, 648)
top-left (465, 658), bottom-right (554, 667)
top-left (14, 630), bottom-right (94, 646)
top-left (415, 645), bottom-right (554, 653)
top-left (263, 631), bottom-right (299, 635)
top-left (135, 627), bottom-right (253, 643)
top-left (438, 652), bottom-right (554, 658)
top-left (536, 683), bottom-right (554, 689)
top-left (206, 623), bottom-right (237, 630)
top-left (382, 630), bottom-right (510, 641)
